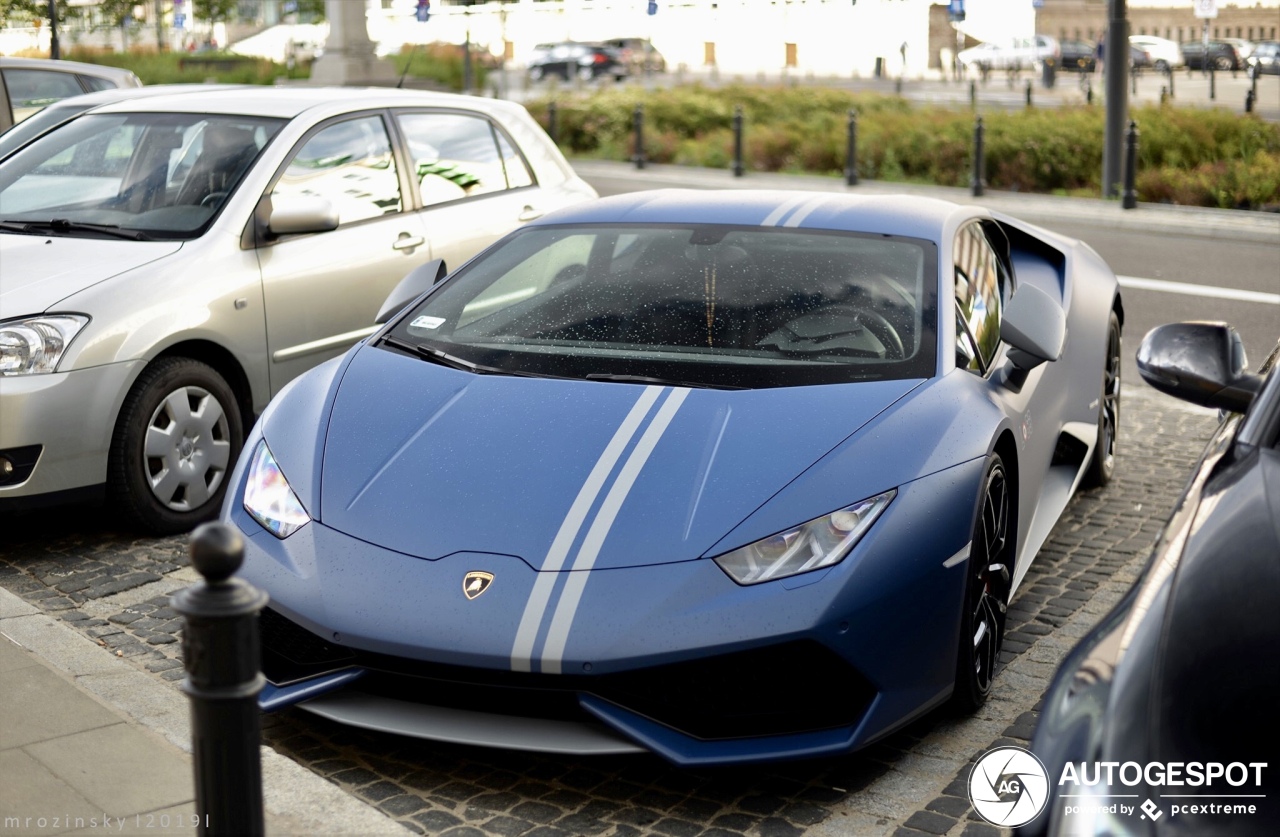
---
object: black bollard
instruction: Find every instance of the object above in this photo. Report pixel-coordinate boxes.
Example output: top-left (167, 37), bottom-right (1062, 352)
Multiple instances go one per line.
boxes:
top-left (172, 523), bottom-right (268, 837)
top-left (1209, 63), bottom-right (1216, 100)
top-left (1168, 66), bottom-right (1174, 98)
top-left (969, 79), bottom-right (977, 108)
top-left (895, 75), bottom-right (903, 95)
top-left (1132, 68), bottom-right (1138, 96)
top-left (1025, 80), bottom-right (1033, 107)
top-left (1246, 88), bottom-right (1255, 113)
top-left (732, 105), bottom-right (745, 177)
top-left (547, 101), bottom-right (558, 146)
top-left (971, 115), bottom-right (986, 198)
top-left (1160, 86), bottom-right (1168, 105)
top-left (844, 109), bottom-right (858, 186)
top-left (1251, 67), bottom-right (1259, 105)
top-left (1122, 120), bottom-right (1139, 210)
top-left (631, 104), bottom-right (646, 170)
top-left (1086, 78), bottom-right (1093, 105)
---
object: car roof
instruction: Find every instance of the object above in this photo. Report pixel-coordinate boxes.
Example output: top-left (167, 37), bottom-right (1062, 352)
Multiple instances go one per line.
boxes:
top-left (531, 189), bottom-right (970, 241)
top-left (0, 56), bottom-right (138, 82)
top-left (82, 85), bottom-right (530, 121)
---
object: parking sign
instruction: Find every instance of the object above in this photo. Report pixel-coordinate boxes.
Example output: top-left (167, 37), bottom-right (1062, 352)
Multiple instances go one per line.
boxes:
top-left (1194, 0), bottom-right (1217, 18)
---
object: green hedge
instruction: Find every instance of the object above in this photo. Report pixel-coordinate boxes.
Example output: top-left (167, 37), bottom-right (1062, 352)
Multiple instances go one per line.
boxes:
top-left (527, 85), bottom-right (1280, 210)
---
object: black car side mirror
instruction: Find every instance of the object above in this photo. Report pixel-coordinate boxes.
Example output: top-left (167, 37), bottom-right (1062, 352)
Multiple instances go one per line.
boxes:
top-left (375, 259), bottom-right (448, 325)
top-left (1137, 322), bottom-right (1262, 413)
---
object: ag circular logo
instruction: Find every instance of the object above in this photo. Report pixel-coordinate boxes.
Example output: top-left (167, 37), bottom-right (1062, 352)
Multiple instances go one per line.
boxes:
top-left (968, 746), bottom-right (1050, 827)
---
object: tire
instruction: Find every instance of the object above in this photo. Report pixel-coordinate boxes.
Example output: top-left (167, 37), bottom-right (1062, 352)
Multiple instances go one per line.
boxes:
top-left (528, 65), bottom-right (544, 82)
top-left (577, 65), bottom-right (594, 82)
top-left (108, 357), bottom-right (244, 535)
top-left (1213, 55), bottom-right (1233, 71)
top-left (952, 454), bottom-right (1013, 713)
top-left (1080, 311), bottom-right (1121, 489)
top-left (1155, 59), bottom-right (1170, 73)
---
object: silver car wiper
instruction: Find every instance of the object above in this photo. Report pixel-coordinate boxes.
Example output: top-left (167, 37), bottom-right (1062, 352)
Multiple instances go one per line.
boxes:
top-left (383, 336), bottom-right (564, 380)
top-left (0, 219), bottom-right (149, 241)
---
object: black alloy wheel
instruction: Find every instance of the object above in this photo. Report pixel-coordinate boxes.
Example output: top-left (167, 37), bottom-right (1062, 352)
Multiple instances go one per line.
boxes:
top-left (1081, 311), bottom-right (1122, 488)
top-left (953, 454), bottom-right (1012, 712)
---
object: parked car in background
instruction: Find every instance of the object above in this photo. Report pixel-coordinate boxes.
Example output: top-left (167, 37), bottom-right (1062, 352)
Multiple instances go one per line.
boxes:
top-left (958, 35), bottom-right (1060, 73)
top-left (1058, 39), bottom-right (1098, 73)
top-left (0, 87), bottom-right (597, 532)
top-left (527, 42), bottom-right (627, 82)
top-left (1218, 37), bottom-right (1255, 60)
top-left (1247, 40), bottom-right (1280, 76)
top-left (1025, 323), bottom-right (1278, 836)
top-left (0, 56), bottom-right (141, 132)
top-left (0, 84), bottom-right (247, 162)
top-left (1128, 44), bottom-right (1155, 71)
top-left (1128, 34), bottom-right (1184, 71)
top-left (1180, 39), bottom-right (1243, 71)
top-left (603, 37), bottom-right (667, 73)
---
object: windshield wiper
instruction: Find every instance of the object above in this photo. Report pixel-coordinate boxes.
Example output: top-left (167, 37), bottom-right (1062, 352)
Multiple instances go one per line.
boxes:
top-left (585, 373), bottom-right (744, 391)
top-left (0, 219), bottom-right (149, 241)
top-left (383, 337), bottom-right (561, 379)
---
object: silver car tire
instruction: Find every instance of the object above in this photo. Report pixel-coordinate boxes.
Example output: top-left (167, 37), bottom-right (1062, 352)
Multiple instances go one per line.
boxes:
top-left (108, 357), bottom-right (244, 535)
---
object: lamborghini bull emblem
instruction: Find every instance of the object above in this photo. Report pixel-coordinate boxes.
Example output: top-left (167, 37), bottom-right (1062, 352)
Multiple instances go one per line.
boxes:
top-left (463, 571), bottom-right (494, 600)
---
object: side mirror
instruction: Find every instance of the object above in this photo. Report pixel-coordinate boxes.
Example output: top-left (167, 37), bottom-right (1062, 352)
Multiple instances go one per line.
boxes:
top-left (1137, 322), bottom-right (1261, 413)
top-left (375, 259), bottom-right (447, 325)
top-left (1000, 283), bottom-right (1066, 370)
top-left (266, 195), bottom-right (339, 237)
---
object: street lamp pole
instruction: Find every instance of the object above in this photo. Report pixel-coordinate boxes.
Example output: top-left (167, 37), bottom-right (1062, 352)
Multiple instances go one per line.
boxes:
top-left (1102, 0), bottom-right (1130, 198)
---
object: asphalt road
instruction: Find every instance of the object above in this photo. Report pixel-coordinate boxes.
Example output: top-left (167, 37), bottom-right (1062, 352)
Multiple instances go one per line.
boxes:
top-left (581, 171), bottom-right (1280, 388)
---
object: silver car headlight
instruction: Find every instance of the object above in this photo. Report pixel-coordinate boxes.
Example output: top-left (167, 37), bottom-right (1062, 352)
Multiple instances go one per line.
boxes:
top-left (714, 490), bottom-right (896, 585)
top-left (243, 441), bottom-right (310, 538)
top-left (0, 315), bottom-right (89, 376)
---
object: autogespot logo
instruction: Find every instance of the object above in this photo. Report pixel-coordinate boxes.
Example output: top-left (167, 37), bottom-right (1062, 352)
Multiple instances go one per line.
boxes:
top-left (969, 746), bottom-right (1051, 827)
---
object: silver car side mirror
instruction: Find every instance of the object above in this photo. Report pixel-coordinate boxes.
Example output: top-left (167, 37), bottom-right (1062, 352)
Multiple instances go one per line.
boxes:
top-left (266, 195), bottom-right (339, 237)
top-left (1137, 322), bottom-right (1261, 413)
top-left (1000, 283), bottom-right (1066, 370)
top-left (375, 259), bottom-right (448, 325)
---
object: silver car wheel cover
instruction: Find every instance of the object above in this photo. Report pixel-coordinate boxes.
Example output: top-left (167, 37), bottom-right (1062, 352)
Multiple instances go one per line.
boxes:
top-left (143, 385), bottom-right (231, 512)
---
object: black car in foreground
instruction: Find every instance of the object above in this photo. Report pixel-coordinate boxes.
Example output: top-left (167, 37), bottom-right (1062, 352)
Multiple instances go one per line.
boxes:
top-left (1022, 322), bottom-right (1278, 836)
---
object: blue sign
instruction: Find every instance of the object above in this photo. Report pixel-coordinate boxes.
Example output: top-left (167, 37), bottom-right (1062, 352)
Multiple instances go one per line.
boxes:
top-left (174, 12), bottom-right (186, 28)
top-left (948, 0), bottom-right (965, 21)
top-left (647, 1), bottom-right (657, 15)
top-left (416, 0), bottom-right (431, 22)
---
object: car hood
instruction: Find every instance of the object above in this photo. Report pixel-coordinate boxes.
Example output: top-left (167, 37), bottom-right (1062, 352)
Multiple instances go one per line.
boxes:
top-left (316, 345), bottom-right (924, 570)
top-left (0, 234), bottom-right (182, 317)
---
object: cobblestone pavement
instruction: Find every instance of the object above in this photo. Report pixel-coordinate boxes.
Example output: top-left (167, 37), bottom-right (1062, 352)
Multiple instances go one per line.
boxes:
top-left (1, 387), bottom-right (1218, 837)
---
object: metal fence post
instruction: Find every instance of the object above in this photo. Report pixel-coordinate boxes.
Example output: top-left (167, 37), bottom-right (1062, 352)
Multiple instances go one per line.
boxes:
top-left (631, 104), bottom-right (646, 170)
top-left (1122, 120), bottom-right (1139, 210)
top-left (1245, 88), bottom-right (1255, 113)
top-left (844, 109), bottom-right (858, 186)
top-left (1209, 63), bottom-right (1216, 100)
top-left (547, 100), bottom-right (557, 146)
top-left (171, 523), bottom-right (268, 837)
top-left (732, 105), bottom-right (745, 177)
top-left (971, 115), bottom-right (985, 198)
top-left (1168, 65), bottom-right (1175, 98)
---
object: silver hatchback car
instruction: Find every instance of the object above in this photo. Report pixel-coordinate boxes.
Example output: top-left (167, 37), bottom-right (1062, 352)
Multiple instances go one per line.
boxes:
top-left (0, 86), bottom-right (597, 532)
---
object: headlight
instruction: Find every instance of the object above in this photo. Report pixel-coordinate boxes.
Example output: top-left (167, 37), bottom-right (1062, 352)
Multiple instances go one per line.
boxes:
top-left (0, 315), bottom-right (89, 376)
top-left (243, 441), bottom-right (310, 538)
top-left (714, 490), bottom-right (896, 585)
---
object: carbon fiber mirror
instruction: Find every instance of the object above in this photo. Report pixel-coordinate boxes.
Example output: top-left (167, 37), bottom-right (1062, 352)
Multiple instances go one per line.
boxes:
top-left (1137, 322), bottom-right (1261, 413)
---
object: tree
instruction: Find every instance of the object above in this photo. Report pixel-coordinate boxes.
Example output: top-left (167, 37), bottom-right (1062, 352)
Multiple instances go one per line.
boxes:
top-left (0, 0), bottom-right (44, 27)
top-left (193, 0), bottom-right (237, 24)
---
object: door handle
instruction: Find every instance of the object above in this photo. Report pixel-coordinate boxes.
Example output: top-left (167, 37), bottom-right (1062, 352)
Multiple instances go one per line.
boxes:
top-left (392, 234), bottom-right (425, 251)
top-left (517, 205), bottom-right (543, 222)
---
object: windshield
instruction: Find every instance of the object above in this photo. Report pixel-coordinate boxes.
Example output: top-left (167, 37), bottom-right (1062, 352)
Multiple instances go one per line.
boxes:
top-left (0, 112), bottom-right (284, 239)
top-left (387, 224), bottom-right (937, 389)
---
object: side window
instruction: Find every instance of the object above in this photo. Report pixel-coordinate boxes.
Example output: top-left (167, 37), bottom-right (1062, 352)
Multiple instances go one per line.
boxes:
top-left (4, 70), bottom-right (84, 124)
top-left (953, 224), bottom-right (1006, 372)
top-left (272, 115), bottom-right (401, 226)
top-left (396, 112), bottom-right (510, 206)
top-left (495, 130), bottom-right (534, 189)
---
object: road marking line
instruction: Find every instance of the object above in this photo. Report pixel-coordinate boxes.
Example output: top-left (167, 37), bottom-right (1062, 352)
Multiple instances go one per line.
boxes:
top-left (1117, 275), bottom-right (1280, 305)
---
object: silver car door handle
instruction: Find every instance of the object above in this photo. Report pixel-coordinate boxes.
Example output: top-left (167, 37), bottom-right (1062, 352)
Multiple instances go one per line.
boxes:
top-left (517, 206), bottom-right (543, 222)
top-left (392, 234), bottom-right (425, 251)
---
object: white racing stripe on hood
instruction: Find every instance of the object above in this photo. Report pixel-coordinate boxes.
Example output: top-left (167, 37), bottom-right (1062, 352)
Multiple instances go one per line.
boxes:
top-left (509, 385), bottom-right (664, 672)
top-left (783, 196), bottom-right (830, 228)
top-left (539, 387), bottom-right (691, 675)
top-left (761, 195), bottom-right (810, 227)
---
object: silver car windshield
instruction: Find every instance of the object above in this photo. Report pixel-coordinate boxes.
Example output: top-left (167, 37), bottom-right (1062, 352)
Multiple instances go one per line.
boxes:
top-left (388, 224), bottom-right (938, 389)
top-left (0, 112), bottom-right (284, 239)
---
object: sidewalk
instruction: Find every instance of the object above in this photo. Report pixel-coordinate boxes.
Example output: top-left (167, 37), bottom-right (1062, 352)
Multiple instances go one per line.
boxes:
top-left (569, 158), bottom-right (1280, 245)
top-left (0, 587), bottom-right (409, 837)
